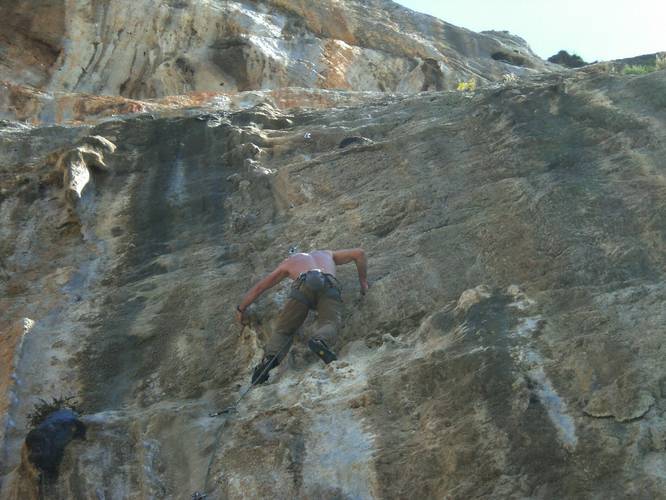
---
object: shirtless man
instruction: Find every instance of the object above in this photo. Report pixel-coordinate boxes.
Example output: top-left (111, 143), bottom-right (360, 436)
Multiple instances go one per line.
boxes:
top-left (236, 248), bottom-right (368, 384)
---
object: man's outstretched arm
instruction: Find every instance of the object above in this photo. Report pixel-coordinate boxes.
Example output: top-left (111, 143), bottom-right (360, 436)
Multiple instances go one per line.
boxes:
top-left (332, 248), bottom-right (368, 294)
top-left (237, 265), bottom-right (290, 322)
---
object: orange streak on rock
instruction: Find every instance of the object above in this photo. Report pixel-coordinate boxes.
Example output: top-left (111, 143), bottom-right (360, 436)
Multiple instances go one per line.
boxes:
top-left (319, 40), bottom-right (354, 90)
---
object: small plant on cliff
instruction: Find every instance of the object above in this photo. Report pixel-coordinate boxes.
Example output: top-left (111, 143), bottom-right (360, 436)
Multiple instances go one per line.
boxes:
top-left (457, 78), bottom-right (477, 92)
top-left (27, 396), bottom-right (80, 428)
top-left (548, 50), bottom-right (588, 68)
top-left (656, 53), bottom-right (666, 70)
top-left (622, 64), bottom-right (656, 75)
top-left (502, 73), bottom-right (518, 84)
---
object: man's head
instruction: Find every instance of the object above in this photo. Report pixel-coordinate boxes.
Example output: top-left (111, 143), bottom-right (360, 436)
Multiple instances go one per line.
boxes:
top-left (288, 245), bottom-right (300, 255)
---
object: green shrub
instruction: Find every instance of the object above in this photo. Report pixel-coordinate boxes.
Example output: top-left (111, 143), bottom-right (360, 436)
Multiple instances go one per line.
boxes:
top-left (457, 79), bottom-right (476, 92)
top-left (623, 65), bottom-right (656, 75)
top-left (548, 50), bottom-right (588, 68)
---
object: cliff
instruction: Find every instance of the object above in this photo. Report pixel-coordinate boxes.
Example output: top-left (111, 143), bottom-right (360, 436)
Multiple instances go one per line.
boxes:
top-left (0, 0), bottom-right (548, 100)
top-left (1, 1), bottom-right (666, 499)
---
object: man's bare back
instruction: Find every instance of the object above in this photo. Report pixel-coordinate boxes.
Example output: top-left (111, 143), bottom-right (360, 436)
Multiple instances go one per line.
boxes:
top-left (280, 250), bottom-right (337, 279)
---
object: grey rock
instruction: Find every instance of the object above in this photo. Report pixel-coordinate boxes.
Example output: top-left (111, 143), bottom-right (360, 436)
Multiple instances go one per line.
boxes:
top-left (1, 2), bottom-right (666, 499)
top-left (584, 379), bottom-right (655, 422)
top-left (55, 135), bottom-right (116, 210)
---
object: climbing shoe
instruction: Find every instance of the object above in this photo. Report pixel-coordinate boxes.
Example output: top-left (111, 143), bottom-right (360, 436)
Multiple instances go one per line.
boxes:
top-left (308, 338), bottom-right (337, 364)
top-left (251, 355), bottom-right (279, 385)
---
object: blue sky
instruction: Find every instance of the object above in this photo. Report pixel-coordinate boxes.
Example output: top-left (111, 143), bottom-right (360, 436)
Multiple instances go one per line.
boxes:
top-left (395, 0), bottom-right (665, 62)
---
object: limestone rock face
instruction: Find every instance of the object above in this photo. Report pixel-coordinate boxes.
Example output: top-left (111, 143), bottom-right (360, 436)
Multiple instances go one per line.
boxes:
top-left (2, 1), bottom-right (666, 499)
top-left (0, 0), bottom-right (549, 98)
top-left (1, 64), bottom-right (666, 497)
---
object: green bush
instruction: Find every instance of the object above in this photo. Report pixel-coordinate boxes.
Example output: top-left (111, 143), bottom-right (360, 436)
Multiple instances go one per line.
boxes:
top-left (623, 65), bottom-right (656, 75)
top-left (457, 79), bottom-right (476, 92)
top-left (548, 50), bottom-right (588, 68)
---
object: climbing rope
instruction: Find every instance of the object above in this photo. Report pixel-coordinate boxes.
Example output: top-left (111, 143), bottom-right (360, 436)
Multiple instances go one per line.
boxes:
top-left (199, 336), bottom-right (292, 496)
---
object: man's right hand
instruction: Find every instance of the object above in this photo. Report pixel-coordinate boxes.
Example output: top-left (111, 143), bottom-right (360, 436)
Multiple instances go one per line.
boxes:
top-left (236, 306), bottom-right (247, 325)
top-left (360, 280), bottom-right (369, 295)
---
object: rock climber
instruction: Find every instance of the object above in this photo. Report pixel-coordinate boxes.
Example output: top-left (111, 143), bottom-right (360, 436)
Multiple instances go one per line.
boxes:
top-left (236, 248), bottom-right (368, 384)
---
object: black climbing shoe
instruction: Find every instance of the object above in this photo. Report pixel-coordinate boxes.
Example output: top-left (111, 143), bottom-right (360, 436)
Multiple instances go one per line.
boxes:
top-left (308, 338), bottom-right (337, 364)
top-left (251, 355), bottom-right (279, 385)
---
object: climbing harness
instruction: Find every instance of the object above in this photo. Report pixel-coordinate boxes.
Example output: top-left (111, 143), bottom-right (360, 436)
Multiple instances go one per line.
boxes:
top-left (289, 270), bottom-right (342, 309)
